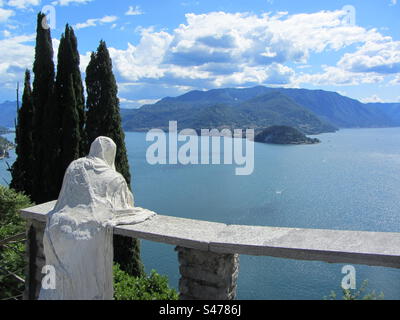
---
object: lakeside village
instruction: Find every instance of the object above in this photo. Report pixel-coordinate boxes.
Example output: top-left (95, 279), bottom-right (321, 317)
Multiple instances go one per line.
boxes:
top-left (0, 129), bottom-right (14, 160)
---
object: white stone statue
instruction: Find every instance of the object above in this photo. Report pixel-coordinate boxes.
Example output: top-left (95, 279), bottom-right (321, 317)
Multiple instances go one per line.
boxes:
top-left (39, 136), bottom-right (155, 300)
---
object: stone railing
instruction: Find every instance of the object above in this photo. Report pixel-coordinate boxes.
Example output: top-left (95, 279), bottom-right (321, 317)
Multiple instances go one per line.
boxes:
top-left (21, 201), bottom-right (400, 300)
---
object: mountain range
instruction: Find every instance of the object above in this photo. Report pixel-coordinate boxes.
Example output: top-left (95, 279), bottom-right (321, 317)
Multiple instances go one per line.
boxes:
top-left (0, 101), bottom-right (18, 128)
top-left (121, 86), bottom-right (400, 134)
top-left (2, 86), bottom-right (400, 135)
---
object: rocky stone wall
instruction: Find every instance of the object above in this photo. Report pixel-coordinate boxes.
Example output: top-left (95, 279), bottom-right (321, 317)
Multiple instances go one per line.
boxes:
top-left (176, 246), bottom-right (239, 300)
top-left (23, 219), bottom-right (46, 300)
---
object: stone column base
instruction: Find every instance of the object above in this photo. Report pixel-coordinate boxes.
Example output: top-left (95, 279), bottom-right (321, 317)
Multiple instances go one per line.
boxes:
top-left (23, 219), bottom-right (46, 300)
top-left (176, 246), bottom-right (239, 300)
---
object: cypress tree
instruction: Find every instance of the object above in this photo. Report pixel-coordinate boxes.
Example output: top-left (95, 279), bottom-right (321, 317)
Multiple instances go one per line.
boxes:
top-left (86, 41), bottom-right (131, 185)
top-left (50, 25), bottom-right (84, 195)
top-left (10, 70), bottom-right (35, 196)
top-left (31, 12), bottom-right (56, 204)
top-left (59, 74), bottom-right (80, 174)
top-left (85, 41), bottom-right (143, 277)
top-left (69, 27), bottom-right (86, 157)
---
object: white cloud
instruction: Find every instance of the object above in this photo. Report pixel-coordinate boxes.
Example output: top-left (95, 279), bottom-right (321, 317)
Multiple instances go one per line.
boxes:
top-left (108, 9), bottom-right (398, 92)
top-left (98, 15), bottom-right (117, 23)
top-left (109, 27), bottom-right (173, 81)
top-left (181, 1), bottom-right (199, 6)
top-left (51, 0), bottom-right (93, 6)
top-left (0, 34), bottom-right (35, 86)
top-left (360, 94), bottom-right (384, 103)
top-left (389, 75), bottom-right (400, 85)
top-left (7, 0), bottom-right (40, 9)
top-left (296, 65), bottom-right (384, 87)
top-left (212, 63), bottom-right (295, 88)
top-left (338, 40), bottom-right (400, 74)
top-left (78, 50), bottom-right (91, 73)
top-left (3, 9), bottom-right (400, 102)
top-left (125, 5), bottom-right (143, 16)
top-left (74, 15), bottom-right (118, 30)
top-left (5, 23), bottom-right (17, 29)
top-left (119, 97), bottom-right (159, 108)
top-left (0, 7), bottom-right (14, 22)
top-left (2, 29), bottom-right (11, 36)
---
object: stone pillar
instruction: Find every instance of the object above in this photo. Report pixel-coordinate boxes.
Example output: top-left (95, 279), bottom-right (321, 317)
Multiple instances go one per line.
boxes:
top-left (176, 246), bottom-right (239, 300)
top-left (23, 219), bottom-right (46, 300)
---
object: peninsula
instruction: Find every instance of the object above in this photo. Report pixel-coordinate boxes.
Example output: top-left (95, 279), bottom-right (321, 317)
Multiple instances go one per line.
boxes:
top-left (254, 126), bottom-right (320, 145)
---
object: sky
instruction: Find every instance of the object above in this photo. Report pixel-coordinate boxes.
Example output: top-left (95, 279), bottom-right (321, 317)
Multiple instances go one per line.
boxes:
top-left (0, 0), bottom-right (400, 108)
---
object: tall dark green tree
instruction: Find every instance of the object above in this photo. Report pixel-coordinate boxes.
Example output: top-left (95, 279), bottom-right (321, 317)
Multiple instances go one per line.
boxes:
top-left (85, 41), bottom-right (143, 277)
top-left (85, 41), bottom-right (131, 185)
top-left (10, 70), bottom-right (35, 196)
top-left (48, 25), bottom-right (85, 196)
top-left (31, 12), bottom-right (56, 204)
top-left (58, 74), bottom-right (80, 181)
top-left (68, 26), bottom-right (86, 157)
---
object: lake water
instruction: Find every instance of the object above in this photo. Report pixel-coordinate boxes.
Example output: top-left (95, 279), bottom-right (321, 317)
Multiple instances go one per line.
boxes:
top-left (0, 132), bottom-right (16, 185)
top-left (1, 128), bottom-right (400, 299)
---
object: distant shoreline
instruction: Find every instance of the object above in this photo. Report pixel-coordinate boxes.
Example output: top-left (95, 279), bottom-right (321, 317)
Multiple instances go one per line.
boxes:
top-left (0, 128), bottom-right (15, 135)
top-left (123, 126), bottom-right (400, 134)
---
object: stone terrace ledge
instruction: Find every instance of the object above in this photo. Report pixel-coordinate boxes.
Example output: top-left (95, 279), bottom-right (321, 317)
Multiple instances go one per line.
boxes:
top-left (21, 201), bottom-right (400, 300)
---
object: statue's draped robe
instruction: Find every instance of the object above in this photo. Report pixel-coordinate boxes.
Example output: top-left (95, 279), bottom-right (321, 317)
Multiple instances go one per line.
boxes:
top-left (39, 137), bottom-right (134, 300)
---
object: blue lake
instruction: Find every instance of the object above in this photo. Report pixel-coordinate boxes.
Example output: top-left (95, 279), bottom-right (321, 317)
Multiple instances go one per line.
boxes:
top-left (1, 128), bottom-right (400, 299)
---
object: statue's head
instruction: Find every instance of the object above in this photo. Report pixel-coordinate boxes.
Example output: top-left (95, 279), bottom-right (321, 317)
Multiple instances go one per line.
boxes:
top-left (89, 136), bottom-right (117, 170)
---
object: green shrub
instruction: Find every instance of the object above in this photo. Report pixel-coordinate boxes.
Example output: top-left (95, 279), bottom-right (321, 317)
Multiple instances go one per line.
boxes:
top-left (325, 280), bottom-right (384, 300)
top-left (0, 186), bottom-right (33, 300)
top-left (113, 264), bottom-right (179, 300)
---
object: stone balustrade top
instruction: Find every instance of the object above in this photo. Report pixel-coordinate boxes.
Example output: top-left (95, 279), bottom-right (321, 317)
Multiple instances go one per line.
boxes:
top-left (21, 202), bottom-right (400, 269)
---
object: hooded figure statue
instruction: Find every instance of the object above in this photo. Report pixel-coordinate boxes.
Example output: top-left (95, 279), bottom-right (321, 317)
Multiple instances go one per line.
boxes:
top-left (39, 136), bottom-right (154, 300)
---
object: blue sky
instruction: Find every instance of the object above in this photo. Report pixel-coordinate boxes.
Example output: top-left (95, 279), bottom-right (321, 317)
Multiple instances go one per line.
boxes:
top-left (0, 0), bottom-right (399, 107)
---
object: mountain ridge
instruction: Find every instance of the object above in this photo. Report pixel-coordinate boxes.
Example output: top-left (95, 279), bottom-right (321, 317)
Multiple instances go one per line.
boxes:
top-left (0, 101), bottom-right (18, 128)
top-left (2, 86), bottom-right (400, 134)
top-left (122, 90), bottom-right (336, 134)
top-left (121, 86), bottom-right (400, 134)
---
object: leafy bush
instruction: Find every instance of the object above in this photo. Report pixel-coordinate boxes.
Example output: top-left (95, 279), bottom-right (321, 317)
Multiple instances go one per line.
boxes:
top-left (325, 280), bottom-right (384, 300)
top-left (113, 264), bottom-right (179, 300)
top-left (0, 186), bottom-right (32, 300)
